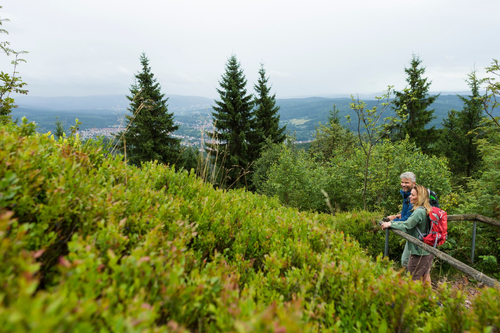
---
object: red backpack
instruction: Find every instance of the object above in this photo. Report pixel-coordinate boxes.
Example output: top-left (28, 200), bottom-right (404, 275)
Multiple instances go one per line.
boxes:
top-left (418, 206), bottom-right (448, 247)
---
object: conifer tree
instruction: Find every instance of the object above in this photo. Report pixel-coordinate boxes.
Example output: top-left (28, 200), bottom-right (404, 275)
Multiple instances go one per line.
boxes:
top-left (54, 116), bottom-right (65, 139)
top-left (309, 106), bottom-right (356, 162)
top-left (440, 70), bottom-right (484, 181)
top-left (391, 55), bottom-right (438, 152)
top-left (119, 53), bottom-right (180, 166)
top-left (208, 55), bottom-right (254, 188)
top-left (252, 64), bottom-right (286, 158)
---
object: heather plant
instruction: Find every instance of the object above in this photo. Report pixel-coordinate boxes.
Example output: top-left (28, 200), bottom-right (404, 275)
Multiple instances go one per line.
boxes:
top-left (0, 120), bottom-right (499, 332)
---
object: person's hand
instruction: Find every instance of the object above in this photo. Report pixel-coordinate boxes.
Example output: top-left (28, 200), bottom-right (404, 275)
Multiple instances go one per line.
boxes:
top-left (381, 222), bottom-right (391, 230)
top-left (386, 215), bottom-right (398, 221)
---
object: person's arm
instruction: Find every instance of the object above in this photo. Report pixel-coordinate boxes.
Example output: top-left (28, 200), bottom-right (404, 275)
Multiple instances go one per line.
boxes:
top-left (386, 214), bottom-right (401, 221)
top-left (393, 202), bottom-right (413, 221)
top-left (391, 209), bottom-right (424, 231)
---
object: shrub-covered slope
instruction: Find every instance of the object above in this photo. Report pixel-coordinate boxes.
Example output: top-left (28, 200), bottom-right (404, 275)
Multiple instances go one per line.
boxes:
top-left (0, 121), bottom-right (499, 332)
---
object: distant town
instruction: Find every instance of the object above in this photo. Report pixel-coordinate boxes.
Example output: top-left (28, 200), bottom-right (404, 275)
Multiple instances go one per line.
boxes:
top-left (76, 120), bottom-right (219, 147)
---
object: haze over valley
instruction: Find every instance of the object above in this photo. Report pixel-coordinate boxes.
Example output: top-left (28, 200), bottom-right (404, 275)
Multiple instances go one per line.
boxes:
top-left (13, 92), bottom-right (468, 143)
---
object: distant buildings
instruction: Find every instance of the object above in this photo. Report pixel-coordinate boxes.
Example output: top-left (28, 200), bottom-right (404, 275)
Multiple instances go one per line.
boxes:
top-left (77, 125), bottom-right (125, 141)
top-left (77, 123), bottom-right (213, 147)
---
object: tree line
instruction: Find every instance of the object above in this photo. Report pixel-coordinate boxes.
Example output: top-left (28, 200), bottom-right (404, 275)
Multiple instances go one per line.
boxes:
top-left (115, 52), bottom-right (499, 193)
top-left (1, 6), bottom-right (499, 201)
top-left (112, 53), bottom-right (286, 190)
top-left (2, 6), bottom-right (500, 278)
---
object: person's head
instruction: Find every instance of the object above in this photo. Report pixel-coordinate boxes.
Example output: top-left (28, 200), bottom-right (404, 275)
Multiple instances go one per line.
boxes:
top-left (400, 172), bottom-right (416, 193)
top-left (410, 184), bottom-right (431, 214)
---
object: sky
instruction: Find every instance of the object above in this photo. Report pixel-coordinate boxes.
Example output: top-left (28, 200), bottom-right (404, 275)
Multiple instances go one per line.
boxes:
top-left (1, 0), bottom-right (499, 99)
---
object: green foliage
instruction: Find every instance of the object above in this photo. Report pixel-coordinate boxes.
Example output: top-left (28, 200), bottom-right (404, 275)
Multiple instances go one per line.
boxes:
top-left (251, 139), bottom-right (285, 194)
top-left (18, 116), bottom-right (38, 136)
top-left (258, 138), bottom-right (452, 215)
top-left (347, 89), bottom-right (400, 210)
top-left (1, 120), bottom-right (499, 331)
top-left (467, 129), bottom-right (500, 219)
top-left (309, 106), bottom-right (356, 162)
top-left (483, 59), bottom-right (500, 127)
top-left (117, 53), bottom-right (180, 167)
top-left (328, 210), bottom-right (403, 262)
top-left (252, 64), bottom-right (286, 157)
top-left (0, 8), bottom-right (28, 119)
top-left (54, 116), bottom-right (65, 139)
top-left (256, 142), bottom-right (331, 212)
top-left (439, 70), bottom-right (485, 184)
top-left (390, 55), bottom-right (439, 153)
top-left (176, 145), bottom-right (200, 173)
top-left (329, 139), bottom-right (452, 213)
top-left (208, 55), bottom-right (254, 189)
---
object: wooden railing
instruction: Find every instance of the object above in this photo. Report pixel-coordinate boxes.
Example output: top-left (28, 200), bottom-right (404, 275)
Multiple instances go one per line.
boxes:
top-left (380, 214), bottom-right (500, 288)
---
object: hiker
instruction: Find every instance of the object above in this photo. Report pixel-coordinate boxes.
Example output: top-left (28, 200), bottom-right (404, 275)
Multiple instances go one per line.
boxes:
top-left (381, 185), bottom-right (434, 285)
top-left (385, 172), bottom-right (416, 268)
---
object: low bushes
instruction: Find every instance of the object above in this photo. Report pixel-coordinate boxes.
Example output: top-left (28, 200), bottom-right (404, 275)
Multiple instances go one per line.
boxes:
top-left (0, 120), bottom-right (499, 332)
top-left (255, 139), bottom-right (452, 214)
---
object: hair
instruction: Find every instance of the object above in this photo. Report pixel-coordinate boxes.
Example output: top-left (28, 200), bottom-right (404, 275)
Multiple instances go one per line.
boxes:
top-left (411, 184), bottom-right (432, 214)
top-left (400, 171), bottom-right (416, 183)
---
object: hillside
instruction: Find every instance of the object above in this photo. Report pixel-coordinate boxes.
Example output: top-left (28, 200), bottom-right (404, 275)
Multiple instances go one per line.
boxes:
top-left (11, 94), bottom-right (467, 142)
top-left (277, 95), bottom-right (467, 141)
top-left (0, 120), bottom-right (499, 331)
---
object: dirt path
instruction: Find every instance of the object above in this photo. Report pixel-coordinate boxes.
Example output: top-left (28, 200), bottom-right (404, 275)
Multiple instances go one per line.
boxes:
top-left (433, 276), bottom-right (483, 309)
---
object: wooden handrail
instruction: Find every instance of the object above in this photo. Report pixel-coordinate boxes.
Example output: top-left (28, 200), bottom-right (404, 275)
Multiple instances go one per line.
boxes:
top-left (448, 214), bottom-right (500, 227)
top-left (379, 219), bottom-right (500, 288)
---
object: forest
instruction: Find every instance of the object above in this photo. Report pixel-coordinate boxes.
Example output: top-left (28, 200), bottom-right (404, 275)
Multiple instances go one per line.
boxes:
top-left (1, 12), bottom-right (500, 331)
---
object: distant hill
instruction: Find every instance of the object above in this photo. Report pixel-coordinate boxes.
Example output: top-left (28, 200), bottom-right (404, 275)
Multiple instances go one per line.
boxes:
top-left (276, 94), bottom-right (467, 140)
top-left (12, 93), bottom-right (468, 141)
top-left (15, 94), bottom-right (214, 114)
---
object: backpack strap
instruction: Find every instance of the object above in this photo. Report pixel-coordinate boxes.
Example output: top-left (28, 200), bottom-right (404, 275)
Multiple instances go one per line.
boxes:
top-left (427, 189), bottom-right (437, 201)
top-left (415, 207), bottom-right (428, 240)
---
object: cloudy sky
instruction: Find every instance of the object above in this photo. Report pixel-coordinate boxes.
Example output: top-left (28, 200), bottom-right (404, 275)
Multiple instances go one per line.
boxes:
top-left (2, 0), bottom-right (499, 99)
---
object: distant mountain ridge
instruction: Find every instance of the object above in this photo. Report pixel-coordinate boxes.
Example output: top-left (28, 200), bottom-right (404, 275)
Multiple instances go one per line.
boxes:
top-left (15, 91), bottom-right (470, 113)
top-left (12, 93), bottom-right (468, 141)
top-left (15, 94), bottom-right (214, 113)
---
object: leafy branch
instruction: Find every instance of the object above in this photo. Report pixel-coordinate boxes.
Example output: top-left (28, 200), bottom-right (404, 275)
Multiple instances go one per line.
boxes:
top-left (482, 59), bottom-right (500, 128)
top-left (0, 7), bottom-right (29, 118)
top-left (348, 87), bottom-right (401, 210)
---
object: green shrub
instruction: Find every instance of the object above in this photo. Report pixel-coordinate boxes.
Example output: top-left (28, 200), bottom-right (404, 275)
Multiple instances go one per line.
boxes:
top-left (257, 138), bottom-right (452, 215)
top-left (0, 120), bottom-right (499, 332)
top-left (255, 143), bottom-right (331, 212)
top-left (327, 139), bottom-right (452, 213)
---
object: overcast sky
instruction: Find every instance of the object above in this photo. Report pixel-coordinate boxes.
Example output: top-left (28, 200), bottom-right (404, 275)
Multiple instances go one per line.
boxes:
top-left (2, 0), bottom-right (499, 99)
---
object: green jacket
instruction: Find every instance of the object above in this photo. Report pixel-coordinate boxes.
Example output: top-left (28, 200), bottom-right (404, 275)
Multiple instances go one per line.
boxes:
top-left (390, 207), bottom-right (431, 256)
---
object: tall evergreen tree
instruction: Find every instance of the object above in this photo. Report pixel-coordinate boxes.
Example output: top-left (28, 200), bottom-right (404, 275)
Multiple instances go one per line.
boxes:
top-left (118, 53), bottom-right (180, 166)
top-left (391, 55), bottom-right (438, 152)
top-left (440, 70), bottom-right (484, 181)
top-left (208, 55), bottom-right (254, 188)
top-left (252, 64), bottom-right (286, 158)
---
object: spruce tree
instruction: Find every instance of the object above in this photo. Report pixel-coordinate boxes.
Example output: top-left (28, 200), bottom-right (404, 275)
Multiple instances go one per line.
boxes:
top-left (391, 55), bottom-right (438, 152)
top-left (208, 55), bottom-right (254, 188)
top-left (119, 53), bottom-right (180, 166)
top-left (309, 106), bottom-right (356, 162)
top-left (54, 116), bottom-right (65, 139)
top-left (252, 64), bottom-right (286, 158)
top-left (440, 70), bottom-right (484, 181)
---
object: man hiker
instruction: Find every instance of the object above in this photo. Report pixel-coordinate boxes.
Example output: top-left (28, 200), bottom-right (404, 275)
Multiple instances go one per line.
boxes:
top-left (385, 172), bottom-right (415, 268)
